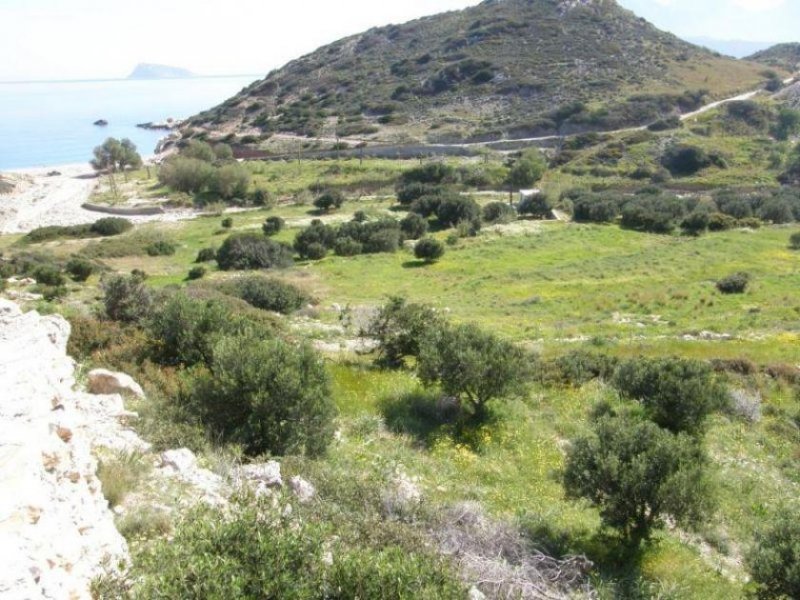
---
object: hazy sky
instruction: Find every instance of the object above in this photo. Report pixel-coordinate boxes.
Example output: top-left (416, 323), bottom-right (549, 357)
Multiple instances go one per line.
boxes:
top-left (1, 0), bottom-right (796, 82)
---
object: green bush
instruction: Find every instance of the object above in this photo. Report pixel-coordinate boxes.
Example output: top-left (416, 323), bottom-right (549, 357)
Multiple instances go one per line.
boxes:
top-left (790, 232), bottom-right (800, 250)
top-left (146, 239), bottom-right (177, 256)
top-left (210, 163), bottom-right (251, 201)
top-left (180, 139), bottom-right (216, 162)
top-left (482, 201), bottom-right (516, 224)
top-left (540, 350), bottom-right (619, 387)
top-left (158, 157), bottom-right (215, 194)
top-left (313, 190), bottom-right (345, 212)
top-left (221, 217), bottom-right (233, 229)
top-left (518, 192), bottom-right (552, 218)
top-left (187, 266), bottom-right (206, 280)
top-left (131, 500), bottom-right (465, 599)
top-left (662, 144), bottom-right (713, 176)
top-left (564, 416), bottom-right (711, 546)
top-left (102, 273), bottom-right (152, 323)
top-left (294, 222), bottom-right (336, 259)
top-left (304, 242), bottom-right (327, 260)
top-left (758, 199), bottom-right (794, 224)
top-left (363, 228), bottom-right (400, 253)
top-left (414, 238), bottom-right (445, 263)
top-left (746, 509), bottom-right (800, 599)
top-left (189, 332), bottom-right (335, 456)
top-left (717, 272), bottom-right (751, 294)
top-left (217, 233), bottom-right (294, 270)
top-left (90, 217), bottom-right (133, 237)
top-left (400, 213), bottom-right (429, 239)
top-left (65, 257), bottom-right (94, 282)
top-left (334, 236), bottom-right (363, 257)
top-left (707, 212), bottom-right (737, 231)
top-left (32, 264), bottom-right (65, 287)
top-left (250, 187), bottom-right (274, 207)
top-left (505, 149), bottom-right (547, 190)
top-left (612, 357), bottom-right (727, 435)
top-left (195, 247), bottom-right (216, 262)
top-left (680, 210), bottom-right (709, 236)
top-left (262, 216), bottom-right (285, 236)
top-left (436, 196), bottom-right (481, 228)
top-left (365, 297), bottom-right (447, 368)
top-left (418, 323), bottom-right (531, 420)
top-left (146, 293), bottom-right (236, 367)
top-left (233, 276), bottom-right (307, 314)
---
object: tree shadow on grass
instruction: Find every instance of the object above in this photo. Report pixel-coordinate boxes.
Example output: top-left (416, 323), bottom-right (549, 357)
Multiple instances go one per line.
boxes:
top-left (401, 260), bottom-right (429, 269)
top-left (379, 389), bottom-right (496, 450)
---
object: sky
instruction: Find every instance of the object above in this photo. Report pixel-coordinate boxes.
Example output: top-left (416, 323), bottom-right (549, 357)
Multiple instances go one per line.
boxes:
top-left (1, 0), bottom-right (797, 82)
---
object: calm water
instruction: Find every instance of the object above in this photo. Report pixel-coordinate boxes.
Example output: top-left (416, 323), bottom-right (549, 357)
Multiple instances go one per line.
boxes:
top-left (0, 76), bottom-right (258, 171)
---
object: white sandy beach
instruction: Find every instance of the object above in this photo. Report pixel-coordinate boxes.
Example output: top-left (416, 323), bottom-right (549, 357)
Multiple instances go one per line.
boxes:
top-left (0, 162), bottom-right (195, 234)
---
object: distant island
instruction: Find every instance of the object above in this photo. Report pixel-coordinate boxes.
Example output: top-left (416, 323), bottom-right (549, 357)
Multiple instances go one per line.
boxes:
top-left (127, 63), bottom-right (195, 80)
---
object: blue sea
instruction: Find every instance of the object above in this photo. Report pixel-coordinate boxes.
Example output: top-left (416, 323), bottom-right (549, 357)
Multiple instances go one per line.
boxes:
top-left (0, 76), bottom-right (258, 171)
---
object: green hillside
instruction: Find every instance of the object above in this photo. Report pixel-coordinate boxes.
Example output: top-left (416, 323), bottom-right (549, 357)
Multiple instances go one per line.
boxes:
top-left (748, 43), bottom-right (800, 72)
top-left (182, 0), bottom-right (770, 146)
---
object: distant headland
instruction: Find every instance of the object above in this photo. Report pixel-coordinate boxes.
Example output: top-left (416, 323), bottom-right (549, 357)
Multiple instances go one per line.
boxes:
top-left (127, 63), bottom-right (195, 80)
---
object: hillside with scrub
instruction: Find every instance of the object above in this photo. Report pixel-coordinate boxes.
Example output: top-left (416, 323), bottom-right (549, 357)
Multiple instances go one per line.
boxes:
top-left (3, 79), bottom-right (800, 596)
top-left (180, 0), bottom-right (773, 149)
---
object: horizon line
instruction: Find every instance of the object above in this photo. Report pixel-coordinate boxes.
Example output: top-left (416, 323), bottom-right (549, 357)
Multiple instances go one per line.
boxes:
top-left (0, 73), bottom-right (263, 85)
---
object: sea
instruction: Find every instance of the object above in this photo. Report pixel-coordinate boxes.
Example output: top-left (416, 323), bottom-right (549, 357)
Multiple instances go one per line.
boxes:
top-left (0, 76), bottom-right (258, 171)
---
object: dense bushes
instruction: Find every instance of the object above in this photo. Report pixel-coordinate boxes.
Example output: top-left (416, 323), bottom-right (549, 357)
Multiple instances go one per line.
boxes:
top-left (65, 257), bottom-right (94, 282)
top-left (90, 217), bottom-right (133, 236)
top-left (517, 192), bottom-right (552, 218)
top-left (102, 273), bottom-right (152, 323)
top-left (188, 331), bottom-right (335, 456)
top-left (195, 247), bottom-right (216, 263)
top-left (262, 216), bottom-right (285, 236)
top-left (230, 276), bottom-right (308, 314)
top-left (662, 144), bottom-right (724, 176)
top-left (216, 233), bottom-right (294, 270)
top-left (746, 509), bottom-right (800, 599)
top-left (364, 297), bottom-right (447, 368)
top-left (435, 196), bottom-right (481, 229)
top-left (482, 201), bottom-right (516, 224)
top-left (564, 415), bottom-right (711, 546)
top-left (24, 218), bottom-right (133, 243)
top-left (399, 213), bottom-right (428, 239)
top-left (159, 151), bottom-right (252, 203)
top-left (313, 190), bottom-right (345, 212)
top-left (612, 358), bottom-right (727, 435)
top-left (294, 218), bottom-right (402, 260)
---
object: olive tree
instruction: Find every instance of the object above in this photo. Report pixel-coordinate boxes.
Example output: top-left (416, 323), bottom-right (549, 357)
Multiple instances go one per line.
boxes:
top-left (564, 416), bottom-right (712, 547)
top-left (747, 509), bottom-right (800, 599)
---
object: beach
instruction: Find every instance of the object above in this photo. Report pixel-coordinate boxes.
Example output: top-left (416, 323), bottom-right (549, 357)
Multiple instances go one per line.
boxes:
top-left (0, 163), bottom-right (196, 234)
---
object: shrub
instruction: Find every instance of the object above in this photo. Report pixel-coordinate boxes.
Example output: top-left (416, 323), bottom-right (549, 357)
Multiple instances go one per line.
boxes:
top-left (746, 509), bottom-right (800, 599)
top-left (294, 222), bottom-right (336, 258)
top-left (541, 350), bottom-right (619, 387)
top-left (90, 217), bottom-right (133, 237)
top-left (518, 192), bottom-right (552, 218)
top-left (334, 236), bottom-right (363, 257)
top-left (187, 266), bottom-right (206, 280)
top-left (313, 190), bottom-right (345, 212)
top-left (436, 196), bottom-right (481, 228)
top-left (400, 213), bottom-right (429, 239)
top-left (680, 210), bottom-right (710, 235)
top-left (32, 264), bottom-right (65, 287)
top-left (181, 139), bottom-right (217, 162)
top-left (505, 149), bottom-right (547, 190)
top-left (158, 157), bottom-right (215, 194)
top-left (414, 238), bottom-right (445, 263)
top-left (482, 201), bottom-right (516, 224)
top-left (146, 239), bottom-right (177, 256)
top-left (363, 228), bottom-right (400, 253)
top-left (217, 233), bottom-right (294, 270)
top-left (790, 232), bottom-right (800, 250)
top-left (210, 163), bottom-right (251, 201)
top-left (352, 210), bottom-right (368, 223)
top-left (250, 187), bottom-right (274, 207)
top-left (233, 277), bottom-right (307, 314)
top-left (146, 293), bottom-right (238, 367)
top-left (130, 500), bottom-right (465, 599)
top-left (304, 242), bottom-right (327, 260)
top-left (65, 257), bottom-right (94, 282)
top-left (572, 193), bottom-right (620, 223)
top-left (418, 323), bottom-right (531, 420)
top-left (396, 182), bottom-right (437, 205)
top-left (102, 273), bottom-right (152, 323)
top-left (195, 247), bottom-right (216, 262)
top-left (707, 212), bottom-right (737, 231)
top-left (97, 451), bottom-right (150, 508)
top-left (662, 144), bottom-right (712, 176)
top-left (564, 416), bottom-right (711, 547)
top-left (365, 297), bottom-right (446, 368)
top-left (758, 198), bottom-right (794, 224)
top-left (612, 358), bottom-right (728, 435)
top-left (189, 332), bottom-right (335, 456)
top-left (262, 216), bottom-right (285, 237)
top-left (221, 217), bottom-right (233, 229)
top-left (716, 272), bottom-right (750, 294)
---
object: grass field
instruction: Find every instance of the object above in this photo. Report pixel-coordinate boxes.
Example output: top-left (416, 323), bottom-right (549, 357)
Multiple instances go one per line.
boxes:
top-left (3, 156), bottom-right (799, 598)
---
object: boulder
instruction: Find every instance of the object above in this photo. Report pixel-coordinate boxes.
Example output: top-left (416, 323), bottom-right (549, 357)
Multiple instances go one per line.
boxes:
top-left (87, 369), bottom-right (145, 399)
top-left (240, 461), bottom-right (282, 488)
top-left (161, 449), bottom-right (198, 474)
top-left (289, 476), bottom-right (316, 504)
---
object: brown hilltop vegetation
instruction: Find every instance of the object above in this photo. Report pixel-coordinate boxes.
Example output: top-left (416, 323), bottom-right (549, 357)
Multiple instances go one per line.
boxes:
top-left (182, 0), bottom-right (773, 146)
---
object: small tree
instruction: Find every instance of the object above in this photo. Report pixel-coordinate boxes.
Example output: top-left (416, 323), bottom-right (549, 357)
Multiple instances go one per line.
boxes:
top-left (102, 272), bottom-right (152, 323)
top-left (564, 416), bottom-right (711, 547)
top-left (518, 192), bottom-right (552, 219)
top-left (314, 190), bottom-right (345, 212)
top-left (482, 201), bottom-right (516, 224)
top-left (400, 213), bottom-right (429, 239)
top-left (680, 210), bottom-right (710, 236)
top-left (216, 233), bottom-right (294, 271)
top-left (91, 137), bottom-right (143, 192)
top-left (789, 232), bottom-right (800, 250)
top-left (189, 332), bottom-right (336, 457)
top-left (746, 509), bottom-right (800, 599)
top-left (262, 216), bottom-right (285, 237)
top-left (612, 358), bottom-right (727, 435)
top-left (436, 196), bottom-right (481, 229)
top-left (417, 323), bottom-right (531, 420)
top-left (414, 238), bottom-right (445, 263)
top-left (505, 149), bottom-right (547, 203)
top-left (716, 272), bottom-right (751, 294)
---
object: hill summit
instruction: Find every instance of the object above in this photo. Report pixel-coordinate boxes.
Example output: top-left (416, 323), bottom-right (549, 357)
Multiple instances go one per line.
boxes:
top-left (183, 0), bottom-right (769, 145)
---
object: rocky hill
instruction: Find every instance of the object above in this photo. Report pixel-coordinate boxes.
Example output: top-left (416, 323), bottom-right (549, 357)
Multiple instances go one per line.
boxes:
top-left (747, 43), bottom-right (800, 73)
top-left (182, 0), bottom-right (770, 145)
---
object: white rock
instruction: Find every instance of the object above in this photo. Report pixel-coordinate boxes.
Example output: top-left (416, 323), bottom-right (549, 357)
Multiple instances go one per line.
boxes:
top-left (382, 469), bottom-right (422, 517)
top-left (468, 586), bottom-right (486, 600)
top-left (161, 448), bottom-right (198, 474)
top-left (289, 476), bottom-right (316, 504)
top-left (86, 369), bottom-right (145, 399)
top-left (0, 298), bottom-right (22, 320)
top-left (240, 461), bottom-right (282, 488)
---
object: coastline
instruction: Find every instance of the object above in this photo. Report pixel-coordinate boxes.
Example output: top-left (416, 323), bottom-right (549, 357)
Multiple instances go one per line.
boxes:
top-left (0, 157), bottom-right (193, 235)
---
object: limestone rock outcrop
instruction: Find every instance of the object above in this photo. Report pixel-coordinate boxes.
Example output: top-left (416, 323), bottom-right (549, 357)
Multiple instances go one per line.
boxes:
top-left (0, 300), bottom-right (131, 599)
